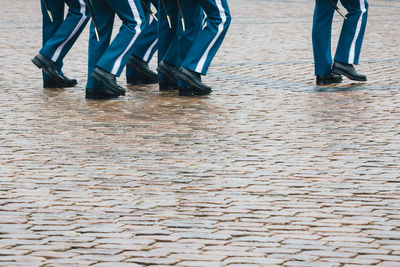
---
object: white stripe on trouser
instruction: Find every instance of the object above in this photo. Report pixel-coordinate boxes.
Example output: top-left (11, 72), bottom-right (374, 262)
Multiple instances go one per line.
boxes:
top-left (195, 0), bottom-right (226, 73)
top-left (111, 0), bottom-right (142, 75)
top-left (51, 0), bottom-right (87, 62)
top-left (143, 38), bottom-right (158, 62)
top-left (348, 0), bottom-right (367, 64)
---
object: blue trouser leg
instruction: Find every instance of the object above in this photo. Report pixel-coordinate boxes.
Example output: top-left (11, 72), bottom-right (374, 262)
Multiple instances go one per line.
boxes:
top-left (163, 0), bottom-right (203, 69)
top-left (86, 0), bottom-right (115, 89)
top-left (334, 0), bottom-right (369, 65)
top-left (156, 0), bottom-right (180, 83)
top-left (126, 0), bottom-right (158, 79)
top-left (312, 0), bottom-right (336, 76)
top-left (181, 0), bottom-right (231, 75)
top-left (40, 0), bottom-right (90, 66)
top-left (42, 1), bottom-right (64, 45)
top-left (41, 0), bottom-right (64, 81)
top-left (157, 0), bottom-right (179, 65)
top-left (95, 0), bottom-right (146, 77)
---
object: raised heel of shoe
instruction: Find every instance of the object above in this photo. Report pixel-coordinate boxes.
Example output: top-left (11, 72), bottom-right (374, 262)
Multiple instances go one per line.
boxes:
top-left (31, 57), bottom-right (43, 69)
top-left (91, 70), bottom-right (103, 83)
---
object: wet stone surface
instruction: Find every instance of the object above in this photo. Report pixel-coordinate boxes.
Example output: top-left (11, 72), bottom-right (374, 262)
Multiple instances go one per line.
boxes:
top-left (0, 0), bottom-right (400, 266)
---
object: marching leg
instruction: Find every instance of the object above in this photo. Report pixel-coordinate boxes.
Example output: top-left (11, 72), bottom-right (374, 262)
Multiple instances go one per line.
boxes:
top-left (86, 0), bottom-right (146, 99)
top-left (332, 0), bottom-right (368, 81)
top-left (156, 0), bottom-right (180, 91)
top-left (33, 0), bottom-right (90, 88)
top-left (86, 0), bottom-right (116, 99)
top-left (176, 0), bottom-right (231, 95)
top-left (40, 0), bottom-right (63, 84)
top-left (312, 0), bottom-right (343, 85)
top-left (126, 0), bottom-right (159, 85)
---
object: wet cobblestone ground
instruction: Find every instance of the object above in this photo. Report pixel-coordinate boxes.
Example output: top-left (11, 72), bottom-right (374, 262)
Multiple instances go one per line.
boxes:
top-left (1, 0), bottom-right (400, 266)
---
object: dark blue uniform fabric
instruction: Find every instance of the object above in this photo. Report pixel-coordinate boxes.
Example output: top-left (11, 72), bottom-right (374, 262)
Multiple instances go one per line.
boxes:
top-left (312, 0), bottom-right (369, 75)
top-left (86, 0), bottom-right (146, 90)
top-left (40, 0), bottom-right (90, 81)
top-left (157, 0), bottom-right (231, 82)
top-left (126, 0), bottom-right (159, 79)
top-left (180, 0), bottom-right (231, 75)
top-left (161, 0), bottom-right (203, 69)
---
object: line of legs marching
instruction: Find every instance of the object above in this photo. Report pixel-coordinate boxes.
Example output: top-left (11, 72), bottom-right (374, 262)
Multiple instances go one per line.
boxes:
top-left (32, 0), bottom-right (369, 100)
top-left (32, 0), bottom-right (232, 100)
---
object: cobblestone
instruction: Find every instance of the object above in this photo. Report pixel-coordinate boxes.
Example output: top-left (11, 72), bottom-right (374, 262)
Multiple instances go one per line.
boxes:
top-left (1, 0), bottom-right (400, 266)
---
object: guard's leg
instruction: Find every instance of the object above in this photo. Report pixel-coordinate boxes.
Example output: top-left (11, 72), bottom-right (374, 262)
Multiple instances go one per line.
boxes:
top-left (156, 0), bottom-right (180, 90)
top-left (157, 0), bottom-right (179, 64)
top-left (163, 0), bottom-right (203, 70)
top-left (41, 0), bottom-right (64, 82)
top-left (180, 0), bottom-right (231, 76)
top-left (85, 0), bottom-right (119, 98)
top-left (332, 0), bottom-right (368, 81)
top-left (40, 0), bottom-right (90, 65)
top-left (175, 0), bottom-right (230, 95)
top-left (95, 0), bottom-right (146, 77)
top-left (126, 0), bottom-right (159, 85)
top-left (312, 0), bottom-right (336, 76)
top-left (335, 0), bottom-right (369, 65)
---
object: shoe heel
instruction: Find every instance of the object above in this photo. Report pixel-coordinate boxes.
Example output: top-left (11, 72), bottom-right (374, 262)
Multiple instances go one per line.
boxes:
top-left (91, 71), bottom-right (103, 83)
top-left (31, 57), bottom-right (43, 69)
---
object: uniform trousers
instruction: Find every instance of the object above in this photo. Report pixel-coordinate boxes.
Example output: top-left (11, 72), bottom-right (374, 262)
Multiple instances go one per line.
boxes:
top-left (159, 0), bottom-right (231, 76)
top-left (312, 0), bottom-right (369, 75)
top-left (126, 0), bottom-right (159, 79)
top-left (40, 0), bottom-right (90, 81)
top-left (86, 0), bottom-right (145, 89)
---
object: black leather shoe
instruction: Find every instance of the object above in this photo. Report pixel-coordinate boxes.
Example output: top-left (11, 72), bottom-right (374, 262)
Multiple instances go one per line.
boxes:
top-left (126, 55), bottom-right (158, 85)
top-left (85, 88), bottom-right (121, 100)
top-left (332, 61), bottom-right (367, 81)
top-left (176, 67), bottom-right (212, 95)
top-left (178, 86), bottom-right (212, 96)
top-left (43, 76), bottom-right (77, 88)
top-left (159, 78), bottom-right (178, 91)
top-left (91, 67), bottom-right (125, 96)
top-left (157, 61), bottom-right (179, 83)
top-left (32, 53), bottom-right (77, 86)
top-left (316, 73), bottom-right (343, 85)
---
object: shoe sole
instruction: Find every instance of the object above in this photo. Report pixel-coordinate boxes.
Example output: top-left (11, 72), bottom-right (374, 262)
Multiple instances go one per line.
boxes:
top-left (159, 85), bottom-right (177, 91)
top-left (85, 93), bottom-right (120, 100)
top-left (316, 77), bottom-right (343, 86)
top-left (332, 69), bottom-right (367, 81)
top-left (178, 88), bottom-right (212, 96)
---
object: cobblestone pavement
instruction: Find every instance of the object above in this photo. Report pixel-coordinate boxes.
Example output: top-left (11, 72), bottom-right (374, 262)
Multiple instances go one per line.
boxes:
top-left (1, 0), bottom-right (400, 266)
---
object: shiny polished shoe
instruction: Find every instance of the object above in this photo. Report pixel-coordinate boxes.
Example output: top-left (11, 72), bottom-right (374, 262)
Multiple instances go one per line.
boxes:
top-left (32, 53), bottom-right (76, 86)
top-left (316, 73), bottom-right (343, 85)
top-left (91, 67), bottom-right (125, 96)
top-left (176, 67), bottom-right (212, 95)
top-left (126, 55), bottom-right (158, 85)
top-left (157, 61), bottom-right (179, 83)
top-left (159, 78), bottom-right (178, 91)
top-left (332, 61), bottom-right (367, 81)
top-left (43, 76), bottom-right (77, 88)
